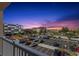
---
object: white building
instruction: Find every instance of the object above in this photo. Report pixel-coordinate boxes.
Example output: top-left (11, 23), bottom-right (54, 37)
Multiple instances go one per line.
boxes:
top-left (4, 23), bottom-right (24, 35)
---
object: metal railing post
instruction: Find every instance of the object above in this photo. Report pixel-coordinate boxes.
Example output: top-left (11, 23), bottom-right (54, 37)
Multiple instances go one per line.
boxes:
top-left (0, 36), bottom-right (47, 56)
top-left (13, 41), bottom-right (15, 56)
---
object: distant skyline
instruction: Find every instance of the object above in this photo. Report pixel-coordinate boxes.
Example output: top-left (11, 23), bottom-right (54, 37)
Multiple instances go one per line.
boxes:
top-left (4, 2), bottom-right (79, 29)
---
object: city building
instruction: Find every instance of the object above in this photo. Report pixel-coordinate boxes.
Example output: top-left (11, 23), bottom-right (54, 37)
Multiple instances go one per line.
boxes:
top-left (32, 27), bottom-right (46, 33)
top-left (4, 23), bottom-right (24, 35)
top-left (47, 26), bottom-right (63, 31)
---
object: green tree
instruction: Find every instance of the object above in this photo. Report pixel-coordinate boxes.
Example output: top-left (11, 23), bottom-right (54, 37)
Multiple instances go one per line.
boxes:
top-left (61, 27), bottom-right (69, 32)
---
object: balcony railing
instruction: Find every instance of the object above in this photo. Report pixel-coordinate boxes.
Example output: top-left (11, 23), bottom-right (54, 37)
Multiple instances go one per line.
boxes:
top-left (0, 36), bottom-right (47, 56)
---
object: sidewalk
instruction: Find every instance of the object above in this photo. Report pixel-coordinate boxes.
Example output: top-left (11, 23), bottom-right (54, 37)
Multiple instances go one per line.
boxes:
top-left (38, 43), bottom-right (59, 50)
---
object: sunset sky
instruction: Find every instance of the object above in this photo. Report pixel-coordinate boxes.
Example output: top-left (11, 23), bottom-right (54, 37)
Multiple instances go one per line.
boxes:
top-left (4, 2), bottom-right (79, 29)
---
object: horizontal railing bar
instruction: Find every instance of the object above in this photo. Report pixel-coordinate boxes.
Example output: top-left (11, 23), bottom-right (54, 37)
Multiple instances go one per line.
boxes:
top-left (14, 41), bottom-right (47, 56)
top-left (0, 36), bottom-right (13, 45)
top-left (0, 36), bottom-right (47, 56)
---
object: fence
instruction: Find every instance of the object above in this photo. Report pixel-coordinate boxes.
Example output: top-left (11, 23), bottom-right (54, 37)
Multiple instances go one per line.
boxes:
top-left (0, 36), bottom-right (47, 56)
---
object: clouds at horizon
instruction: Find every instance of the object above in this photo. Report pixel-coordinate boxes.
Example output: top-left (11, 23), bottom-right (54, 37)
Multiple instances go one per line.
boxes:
top-left (4, 2), bottom-right (79, 29)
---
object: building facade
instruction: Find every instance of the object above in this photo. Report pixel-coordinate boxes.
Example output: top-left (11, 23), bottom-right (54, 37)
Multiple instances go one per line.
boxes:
top-left (4, 24), bottom-right (24, 35)
top-left (47, 26), bottom-right (63, 31)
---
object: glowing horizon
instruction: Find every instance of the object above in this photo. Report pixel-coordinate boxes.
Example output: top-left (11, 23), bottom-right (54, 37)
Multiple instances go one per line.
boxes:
top-left (4, 2), bottom-right (79, 29)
